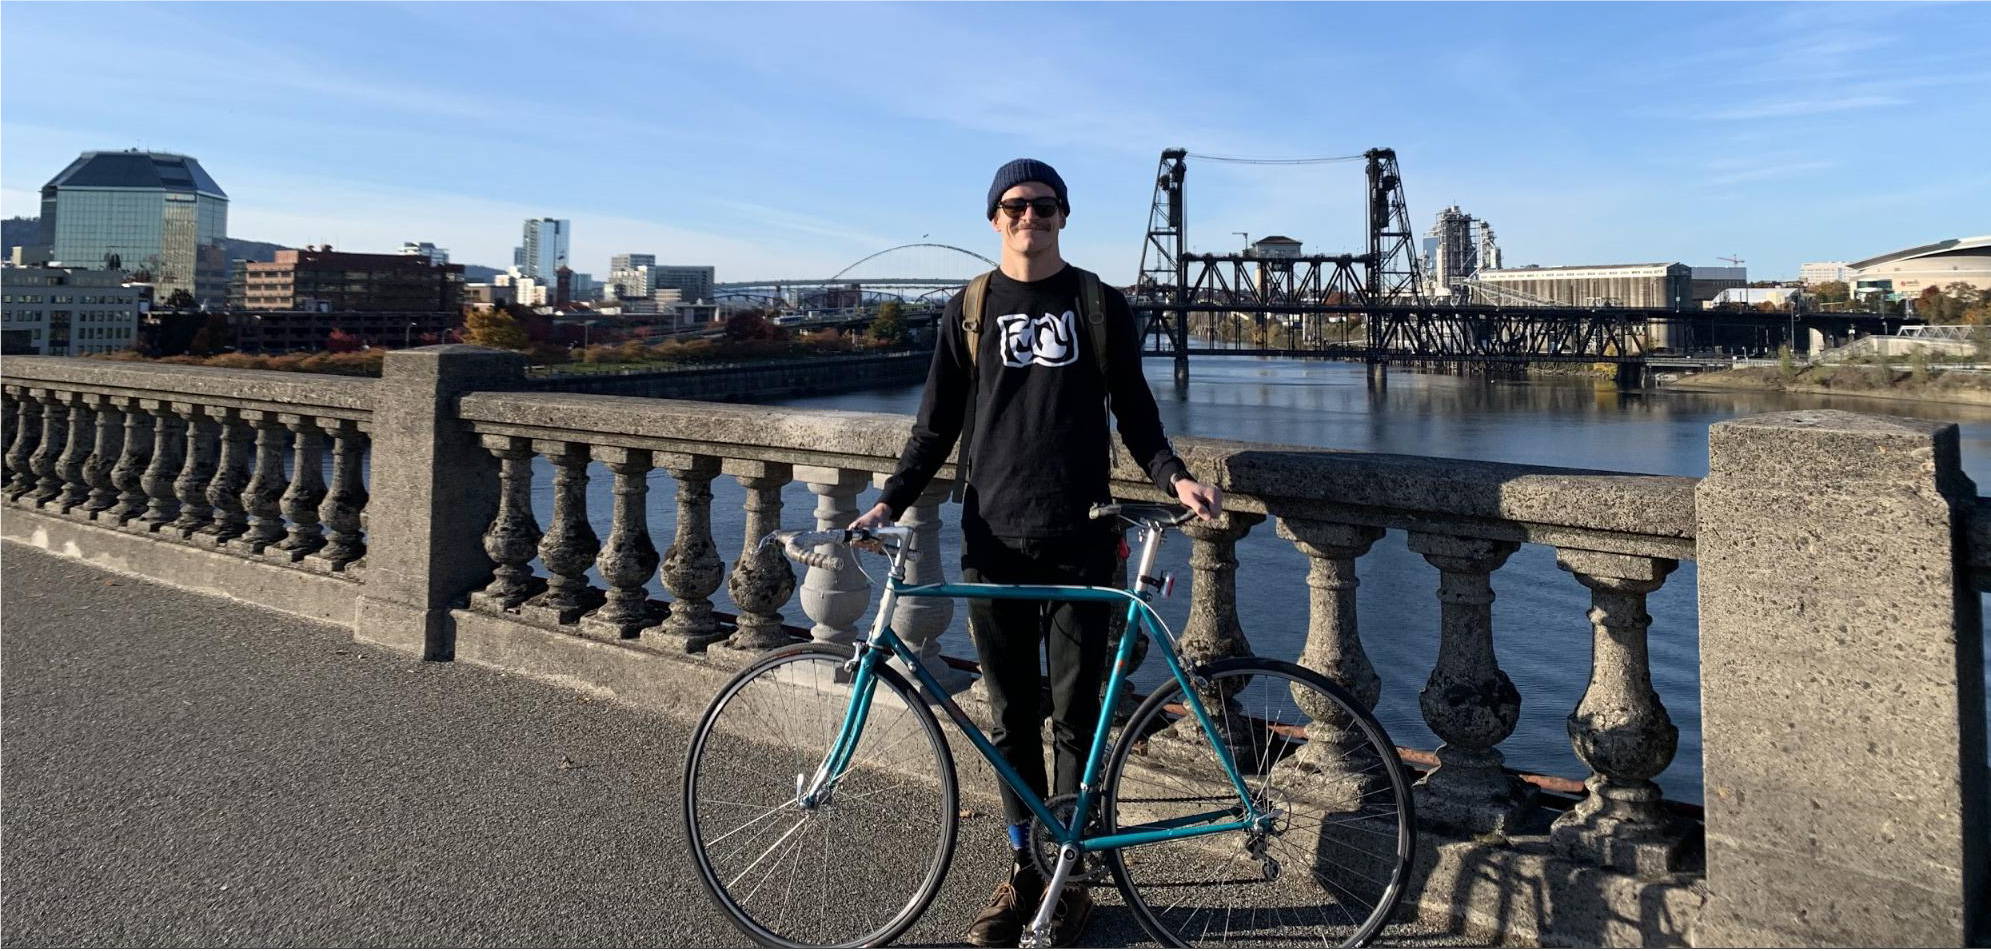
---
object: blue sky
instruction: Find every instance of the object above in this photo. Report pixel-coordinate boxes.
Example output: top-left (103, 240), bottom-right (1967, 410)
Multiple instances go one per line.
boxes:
top-left (4, 2), bottom-right (1987, 282)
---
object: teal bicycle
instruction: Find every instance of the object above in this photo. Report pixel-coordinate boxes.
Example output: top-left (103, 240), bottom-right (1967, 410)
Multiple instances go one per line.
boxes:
top-left (681, 503), bottom-right (1415, 948)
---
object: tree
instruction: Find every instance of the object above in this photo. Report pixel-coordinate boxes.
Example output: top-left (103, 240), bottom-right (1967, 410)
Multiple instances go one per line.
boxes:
top-left (184, 314), bottom-right (231, 356)
top-left (164, 288), bottom-right (197, 309)
top-left (1915, 286), bottom-right (1954, 323)
top-left (325, 328), bottom-right (362, 353)
top-left (724, 311), bottom-right (781, 341)
top-left (461, 308), bottom-right (529, 350)
top-left (1813, 280), bottom-right (1850, 304)
top-left (868, 301), bottom-right (907, 346)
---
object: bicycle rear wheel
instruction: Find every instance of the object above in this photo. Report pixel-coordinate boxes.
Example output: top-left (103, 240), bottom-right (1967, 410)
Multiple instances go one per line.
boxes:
top-left (1101, 659), bottom-right (1415, 948)
top-left (682, 644), bottom-right (958, 948)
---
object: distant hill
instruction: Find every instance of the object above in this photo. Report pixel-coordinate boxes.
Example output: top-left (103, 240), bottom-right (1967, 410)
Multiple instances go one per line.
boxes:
top-left (3, 217), bottom-right (502, 278)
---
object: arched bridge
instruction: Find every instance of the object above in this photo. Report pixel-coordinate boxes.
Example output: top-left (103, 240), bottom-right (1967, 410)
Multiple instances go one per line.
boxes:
top-left (715, 243), bottom-right (994, 293)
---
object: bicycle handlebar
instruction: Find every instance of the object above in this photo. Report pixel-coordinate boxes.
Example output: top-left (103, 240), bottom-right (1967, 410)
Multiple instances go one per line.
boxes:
top-left (1088, 502), bottom-right (1197, 527)
top-left (767, 526), bottom-right (915, 571)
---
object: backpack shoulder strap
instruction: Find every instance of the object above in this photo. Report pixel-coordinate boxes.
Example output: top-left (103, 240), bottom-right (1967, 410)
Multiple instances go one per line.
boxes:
top-left (1078, 267), bottom-right (1110, 381)
top-left (950, 270), bottom-right (996, 502)
top-left (960, 270), bottom-right (994, 370)
top-left (1073, 267), bottom-right (1125, 472)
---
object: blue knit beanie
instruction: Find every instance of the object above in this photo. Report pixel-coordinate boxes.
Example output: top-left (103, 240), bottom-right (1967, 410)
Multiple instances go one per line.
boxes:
top-left (986, 158), bottom-right (1068, 219)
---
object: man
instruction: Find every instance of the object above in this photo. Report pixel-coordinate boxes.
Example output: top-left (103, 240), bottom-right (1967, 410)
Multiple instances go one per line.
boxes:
top-left (852, 158), bottom-right (1222, 947)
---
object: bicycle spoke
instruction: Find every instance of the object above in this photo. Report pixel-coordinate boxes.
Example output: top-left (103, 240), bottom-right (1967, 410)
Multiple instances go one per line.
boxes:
top-left (1106, 666), bottom-right (1412, 947)
top-left (685, 649), bottom-right (955, 948)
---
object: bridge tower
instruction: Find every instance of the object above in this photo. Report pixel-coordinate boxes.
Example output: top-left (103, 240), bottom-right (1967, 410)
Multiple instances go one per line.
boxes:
top-left (1363, 148), bottom-right (1425, 306)
top-left (1138, 149), bottom-right (1191, 387)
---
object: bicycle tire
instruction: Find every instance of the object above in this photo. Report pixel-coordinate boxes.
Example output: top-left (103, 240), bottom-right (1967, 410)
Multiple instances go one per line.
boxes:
top-left (1100, 658), bottom-right (1416, 948)
top-left (682, 643), bottom-right (959, 948)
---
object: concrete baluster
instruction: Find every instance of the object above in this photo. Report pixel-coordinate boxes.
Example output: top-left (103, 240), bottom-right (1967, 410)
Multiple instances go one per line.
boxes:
top-left (652, 453), bottom-right (725, 651)
top-left (54, 394), bottom-right (93, 512)
top-left (197, 409), bottom-right (252, 545)
top-left (166, 405), bottom-right (219, 537)
top-left (1178, 511), bottom-right (1265, 670)
top-left (469, 434), bottom-right (543, 611)
top-left (235, 412), bottom-right (290, 552)
top-left (0, 388), bottom-right (16, 492)
top-left (579, 446), bottom-right (661, 639)
top-left (879, 474), bottom-right (970, 691)
top-left (1157, 512), bottom-right (1265, 756)
top-left (1406, 531), bottom-right (1532, 836)
top-left (28, 390), bottom-right (68, 506)
top-left (309, 419), bottom-right (368, 570)
top-left (138, 402), bottom-right (184, 530)
top-left (80, 395), bottom-right (124, 517)
top-left (521, 440), bottom-right (601, 625)
top-left (1551, 548), bottom-right (1682, 876)
top-left (724, 460), bottom-right (797, 651)
top-left (269, 415), bottom-right (328, 558)
top-left (108, 398), bottom-right (153, 524)
top-left (4, 389), bottom-right (43, 501)
top-left (1276, 517), bottom-right (1387, 801)
top-left (795, 466), bottom-right (870, 646)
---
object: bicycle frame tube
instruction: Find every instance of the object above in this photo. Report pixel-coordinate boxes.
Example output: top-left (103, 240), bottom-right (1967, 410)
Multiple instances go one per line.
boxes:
top-left (817, 575), bottom-right (1262, 850)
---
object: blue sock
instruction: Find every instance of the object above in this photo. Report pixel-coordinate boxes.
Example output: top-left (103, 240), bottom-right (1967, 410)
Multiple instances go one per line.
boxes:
top-left (1007, 822), bottom-right (1030, 852)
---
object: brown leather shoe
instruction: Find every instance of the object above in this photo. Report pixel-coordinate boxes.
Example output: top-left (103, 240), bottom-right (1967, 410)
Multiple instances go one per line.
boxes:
top-left (1046, 884), bottom-right (1094, 948)
top-left (966, 863), bottom-right (1043, 948)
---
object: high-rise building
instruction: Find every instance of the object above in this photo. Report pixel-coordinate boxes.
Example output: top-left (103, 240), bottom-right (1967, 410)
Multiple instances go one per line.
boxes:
top-left (520, 218), bottom-right (569, 280)
top-left (38, 150), bottom-right (229, 308)
top-left (607, 253), bottom-right (657, 299)
top-left (1800, 262), bottom-right (1851, 286)
top-left (400, 241), bottom-right (449, 265)
top-left (649, 264), bottom-right (715, 303)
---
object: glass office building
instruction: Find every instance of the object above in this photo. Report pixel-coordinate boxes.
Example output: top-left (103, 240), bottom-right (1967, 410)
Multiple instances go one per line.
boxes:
top-left (39, 150), bottom-right (229, 307)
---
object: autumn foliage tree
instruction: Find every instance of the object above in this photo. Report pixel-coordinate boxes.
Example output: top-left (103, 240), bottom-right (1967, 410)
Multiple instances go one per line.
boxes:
top-left (461, 308), bottom-right (529, 350)
top-left (325, 328), bottom-right (363, 352)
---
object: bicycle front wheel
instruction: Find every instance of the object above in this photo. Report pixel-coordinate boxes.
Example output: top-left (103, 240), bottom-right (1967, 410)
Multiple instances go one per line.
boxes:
top-left (1101, 659), bottom-right (1415, 948)
top-left (682, 644), bottom-right (958, 948)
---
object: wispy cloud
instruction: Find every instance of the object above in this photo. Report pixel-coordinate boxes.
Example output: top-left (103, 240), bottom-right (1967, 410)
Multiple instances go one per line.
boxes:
top-left (1704, 95), bottom-right (1905, 120)
top-left (1704, 159), bottom-right (1836, 186)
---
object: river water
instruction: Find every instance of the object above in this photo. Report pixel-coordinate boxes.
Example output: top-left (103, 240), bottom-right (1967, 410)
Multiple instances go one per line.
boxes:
top-left (534, 356), bottom-right (1991, 805)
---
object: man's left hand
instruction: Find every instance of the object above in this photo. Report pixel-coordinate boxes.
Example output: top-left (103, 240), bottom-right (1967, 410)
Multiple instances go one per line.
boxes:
top-left (1173, 477), bottom-right (1223, 521)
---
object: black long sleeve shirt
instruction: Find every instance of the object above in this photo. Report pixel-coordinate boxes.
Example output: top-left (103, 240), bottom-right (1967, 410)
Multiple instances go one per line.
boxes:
top-left (877, 265), bottom-right (1192, 539)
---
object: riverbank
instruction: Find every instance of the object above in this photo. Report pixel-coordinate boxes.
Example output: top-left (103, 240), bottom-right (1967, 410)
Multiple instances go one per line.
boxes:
top-left (1662, 364), bottom-right (1991, 407)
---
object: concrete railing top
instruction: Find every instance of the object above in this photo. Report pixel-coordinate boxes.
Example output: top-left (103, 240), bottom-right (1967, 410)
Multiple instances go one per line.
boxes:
top-left (457, 389), bottom-right (1699, 559)
top-left (1, 357), bottom-right (376, 421)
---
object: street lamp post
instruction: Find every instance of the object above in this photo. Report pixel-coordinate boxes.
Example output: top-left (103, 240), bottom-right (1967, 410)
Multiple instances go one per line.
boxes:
top-left (404, 322), bottom-right (417, 348)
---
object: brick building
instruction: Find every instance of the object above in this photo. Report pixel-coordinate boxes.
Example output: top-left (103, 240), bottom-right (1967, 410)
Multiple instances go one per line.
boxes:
top-left (228, 246), bottom-right (464, 312)
top-left (228, 310), bottom-right (459, 354)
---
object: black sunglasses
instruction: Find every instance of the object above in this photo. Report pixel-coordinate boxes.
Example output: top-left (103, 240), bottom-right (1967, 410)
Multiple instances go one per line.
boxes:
top-left (996, 197), bottom-right (1063, 218)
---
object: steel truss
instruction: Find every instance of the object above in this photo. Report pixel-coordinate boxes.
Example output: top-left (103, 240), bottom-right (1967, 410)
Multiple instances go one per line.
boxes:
top-left (1137, 303), bottom-right (1659, 365)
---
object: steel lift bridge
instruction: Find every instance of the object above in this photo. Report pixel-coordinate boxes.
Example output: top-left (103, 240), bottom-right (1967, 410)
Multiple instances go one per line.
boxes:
top-left (1133, 148), bottom-right (1659, 386)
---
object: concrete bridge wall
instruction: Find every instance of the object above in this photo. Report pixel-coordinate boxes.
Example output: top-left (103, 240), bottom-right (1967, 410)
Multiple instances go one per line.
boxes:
top-left (524, 351), bottom-right (929, 402)
top-left (2, 348), bottom-right (1984, 947)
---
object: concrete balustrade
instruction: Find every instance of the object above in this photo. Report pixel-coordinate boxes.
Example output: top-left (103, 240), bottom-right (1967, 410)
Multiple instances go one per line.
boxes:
top-left (2, 349), bottom-right (1983, 948)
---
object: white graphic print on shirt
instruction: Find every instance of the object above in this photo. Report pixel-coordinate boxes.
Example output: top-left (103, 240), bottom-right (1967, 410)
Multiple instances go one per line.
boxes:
top-left (995, 311), bottom-right (1080, 369)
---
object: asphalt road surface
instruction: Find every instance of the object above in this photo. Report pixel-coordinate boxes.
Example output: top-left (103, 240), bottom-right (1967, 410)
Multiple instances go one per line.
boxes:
top-left (1, 542), bottom-right (1471, 948)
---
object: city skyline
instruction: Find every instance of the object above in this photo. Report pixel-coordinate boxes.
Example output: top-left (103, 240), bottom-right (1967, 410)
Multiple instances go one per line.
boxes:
top-left (3, 2), bottom-right (1988, 280)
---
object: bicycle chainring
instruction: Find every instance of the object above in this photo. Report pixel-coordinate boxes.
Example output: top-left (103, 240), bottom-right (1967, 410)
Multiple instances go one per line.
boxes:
top-left (1028, 793), bottom-right (1108, 884)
